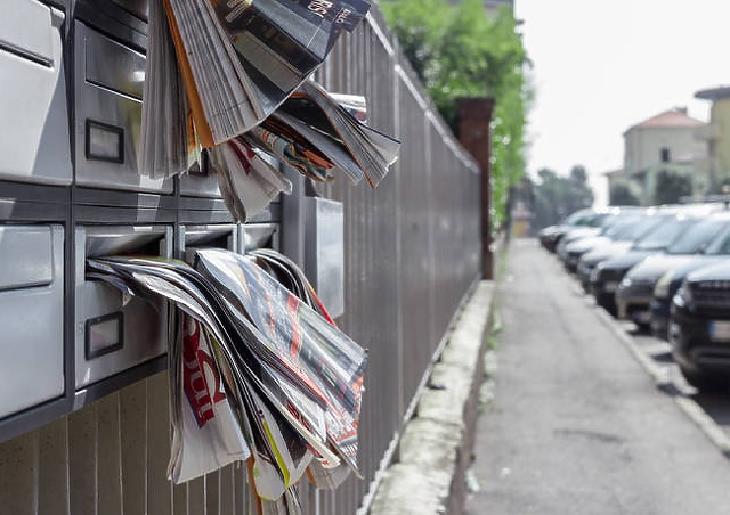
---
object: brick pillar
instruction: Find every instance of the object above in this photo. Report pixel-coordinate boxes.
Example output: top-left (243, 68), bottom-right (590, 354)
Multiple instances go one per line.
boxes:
top-left (457, 98), bottom-right (496, 280)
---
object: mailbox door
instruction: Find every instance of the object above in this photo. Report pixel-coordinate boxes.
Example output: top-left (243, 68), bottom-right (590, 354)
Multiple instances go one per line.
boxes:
top-left (73, 22), bottom-right (171, 193)
top-left (0, 225), bottom-right (65, 418)
top-left (0, 2), bottom-right (71, 185)
top-left (74, 225), bottom-right (172, 388)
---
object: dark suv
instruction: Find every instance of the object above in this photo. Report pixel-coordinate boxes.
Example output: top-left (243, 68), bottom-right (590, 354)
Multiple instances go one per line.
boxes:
top-left (671, 261), bottom-right (730, 391)
top-left (651, 218), bottom-right (730, 339)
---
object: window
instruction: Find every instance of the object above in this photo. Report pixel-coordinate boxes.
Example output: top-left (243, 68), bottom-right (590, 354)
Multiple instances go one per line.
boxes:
top-left (660, 147), bottom-right (671, 163)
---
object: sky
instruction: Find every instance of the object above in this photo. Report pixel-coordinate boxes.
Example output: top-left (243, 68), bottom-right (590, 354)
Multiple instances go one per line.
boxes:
top-left (515, 0), bottom-right (730, 206)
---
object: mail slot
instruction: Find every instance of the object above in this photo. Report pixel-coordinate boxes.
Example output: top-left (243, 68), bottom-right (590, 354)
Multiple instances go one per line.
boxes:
top-left (0, 224), bottom-right (65, 419)
top-left (74, 225), bottom-right (172, 388)
top-left (0, 2), bottom-right (71, 185)
top-left (73, 22), bottom-right (171, 193)
top-left (178, 224), bottom-right (238, 264)
top-left (240, 223), bottom-right (280, 254)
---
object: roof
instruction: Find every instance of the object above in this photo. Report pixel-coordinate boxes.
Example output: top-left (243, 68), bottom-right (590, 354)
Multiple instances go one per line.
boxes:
top-left (626, 108), bottom-right (705, 133)
top-left (696, 86), bottom-right (730, 101)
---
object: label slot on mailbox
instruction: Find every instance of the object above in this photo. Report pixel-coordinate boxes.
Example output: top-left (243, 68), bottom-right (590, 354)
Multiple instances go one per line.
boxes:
top-left (86, 312), bottom-right (124, 360)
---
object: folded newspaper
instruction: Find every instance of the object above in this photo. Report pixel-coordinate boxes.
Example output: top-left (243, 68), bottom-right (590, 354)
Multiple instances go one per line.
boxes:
top-left (139, 0), bottom-right (372, 173)
top-left (87, 249), bottom-right (365, 512)
top-left (139, 0), bottom-right (401, 222)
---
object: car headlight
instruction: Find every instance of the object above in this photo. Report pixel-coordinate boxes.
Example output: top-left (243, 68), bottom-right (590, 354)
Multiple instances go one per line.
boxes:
top-left (678, 281), bottom-right (693, 306)
top-left (591, 267), bottom-right (600, 282)
top-left (654, 271), bottom-right (673, 298)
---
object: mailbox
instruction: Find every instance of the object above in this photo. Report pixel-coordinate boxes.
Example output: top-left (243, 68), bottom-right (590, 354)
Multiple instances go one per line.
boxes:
top-left (0, 225), bottom-right (65, 419)
top-left (74, 225), bottom-right (172, 388)
top-left (73, 22), bottom-right (171, 193)
top-left (305, 198), bottom-right (344, 318)
top-left (0, 2), bottom-right (71, 185)
top-left (178, 224), bottom-right (238, 263)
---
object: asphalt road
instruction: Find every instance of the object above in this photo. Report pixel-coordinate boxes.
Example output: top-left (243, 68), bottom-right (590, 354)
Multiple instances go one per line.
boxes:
top-left (466, 239), bottom-right (730, 515)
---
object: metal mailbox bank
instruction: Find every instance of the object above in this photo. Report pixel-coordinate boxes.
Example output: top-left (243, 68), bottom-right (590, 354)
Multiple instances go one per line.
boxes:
top-left (0, 0), bottom-right (296, 441)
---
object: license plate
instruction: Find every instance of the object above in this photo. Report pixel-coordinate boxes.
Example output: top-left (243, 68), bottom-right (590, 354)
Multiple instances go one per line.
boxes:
top-left (709, 321), bottom-right (730, 342)
top-left (604, 281), bottom-right (618, 293)
top-left (634, 311), bottom-right (651, 324)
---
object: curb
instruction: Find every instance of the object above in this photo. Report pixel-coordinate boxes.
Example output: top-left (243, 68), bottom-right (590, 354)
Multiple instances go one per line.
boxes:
top-left (588, 283), bottom-right (730, 460)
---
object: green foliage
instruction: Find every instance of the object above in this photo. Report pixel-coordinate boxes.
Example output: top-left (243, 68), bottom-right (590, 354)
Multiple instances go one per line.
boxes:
top-left (609, 184), bottom-right (640, 206)
top-left (655, 170), bottom-right (692, 205)
top-left (532, 167), bottom-right (594, 229)
top-left (381, 0), bottom-right (530, 227)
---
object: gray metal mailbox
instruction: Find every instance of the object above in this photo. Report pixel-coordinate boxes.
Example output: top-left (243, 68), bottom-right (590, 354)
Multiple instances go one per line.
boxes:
top-left (74, 225), bottom-right (172, 388)
top-left (0, 2), bottom-right (71, 185)
top-left (305, 198), bottom-right (344, 318)
top-left (0, 225), bottom-right (65, 418)
top-left (73, 22), bottom-right (171, 193)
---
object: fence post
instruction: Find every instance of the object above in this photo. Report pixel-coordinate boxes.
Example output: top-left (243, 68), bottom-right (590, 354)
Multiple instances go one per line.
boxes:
top-left (456, 98), bottom-right (496, 280)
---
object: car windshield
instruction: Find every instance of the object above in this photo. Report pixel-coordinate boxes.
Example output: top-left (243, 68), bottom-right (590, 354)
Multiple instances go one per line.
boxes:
top-left (564, 211), bottom-right (592, 226)
top-left (586, 213), bottom-right (608, 228)
top-left (704, 225), bottom-right (730, 255)
top-left (633, 218), bottom-right (696, 251)
top-left (667, 219), bottom-right (729, 254)
top-left (604, 215), bottom-right (643, 237)
top-left (617, 215), bottom-right (669, 241)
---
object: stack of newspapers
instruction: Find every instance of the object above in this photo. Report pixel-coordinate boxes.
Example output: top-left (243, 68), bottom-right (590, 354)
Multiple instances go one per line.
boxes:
top-left (139, 0), bottom-right (400, 220)
top-left (88, 248), bottom-right (365, 513)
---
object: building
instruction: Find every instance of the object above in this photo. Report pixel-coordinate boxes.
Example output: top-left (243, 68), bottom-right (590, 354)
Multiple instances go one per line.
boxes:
top-left (607, 108), bottom-right (707, 205)
top-left (695, 86), bottom-right (730, 192)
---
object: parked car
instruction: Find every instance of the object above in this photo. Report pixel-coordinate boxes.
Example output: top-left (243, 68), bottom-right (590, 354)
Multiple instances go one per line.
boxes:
top-left (671, 261), bottom-right (730, 391)
top-left (586, 213), bottom-right (676, 312)
top-left (613, 214), bottom-right (710, 328)
top-left (574, 211), bottom-right (648, 289)
top-left (650, 218), bottom-right (730, 338)
top-left (561, 210), bottom-right (640, 272)
top-left (539, 209), bottom-right (604, 253)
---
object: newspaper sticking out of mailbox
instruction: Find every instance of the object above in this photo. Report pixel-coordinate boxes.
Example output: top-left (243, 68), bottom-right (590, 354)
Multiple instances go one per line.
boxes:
top-left (85, 249), bottom-right (365, 511)
top-left (140, 0), bottom-right (370, 157)
top-left (138, 0), bottom-right (401, 222)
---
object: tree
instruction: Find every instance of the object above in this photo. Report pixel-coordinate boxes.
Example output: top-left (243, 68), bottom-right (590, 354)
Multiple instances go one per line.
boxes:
top-left (381, 0), bottom-right (530, 228)
top-left (609, 184), bottom-right (640, 206)
top-left (532, 167), bottom-right (595, 229)
top-left (570, 165), bottom-right (587, 184)
top-left (655, 170), bottom-right (692, 205)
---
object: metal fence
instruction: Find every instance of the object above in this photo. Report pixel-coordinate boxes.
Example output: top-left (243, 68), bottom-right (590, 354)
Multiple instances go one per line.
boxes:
top-left (0, 6), bottom-right (482, 515)
top-left (308, 8), bottom-right (482, 513)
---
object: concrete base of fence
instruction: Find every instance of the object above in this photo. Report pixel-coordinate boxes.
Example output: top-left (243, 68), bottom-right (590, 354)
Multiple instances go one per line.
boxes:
top-left (370, 281), bottom-right (495, 515)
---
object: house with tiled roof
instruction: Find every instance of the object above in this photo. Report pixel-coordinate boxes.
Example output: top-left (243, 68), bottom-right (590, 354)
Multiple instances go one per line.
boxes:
top-left (608, 107), bottom-right (708, 205)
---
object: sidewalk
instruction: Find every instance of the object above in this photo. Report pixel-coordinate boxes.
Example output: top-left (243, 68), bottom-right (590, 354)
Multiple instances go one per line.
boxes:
top-left (466, 240), bottom-right (730, 515)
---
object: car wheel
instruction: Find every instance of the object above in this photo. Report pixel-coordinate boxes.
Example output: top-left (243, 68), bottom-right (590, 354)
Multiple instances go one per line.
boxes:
top-left (680, 367), bottom-right (729, 393)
